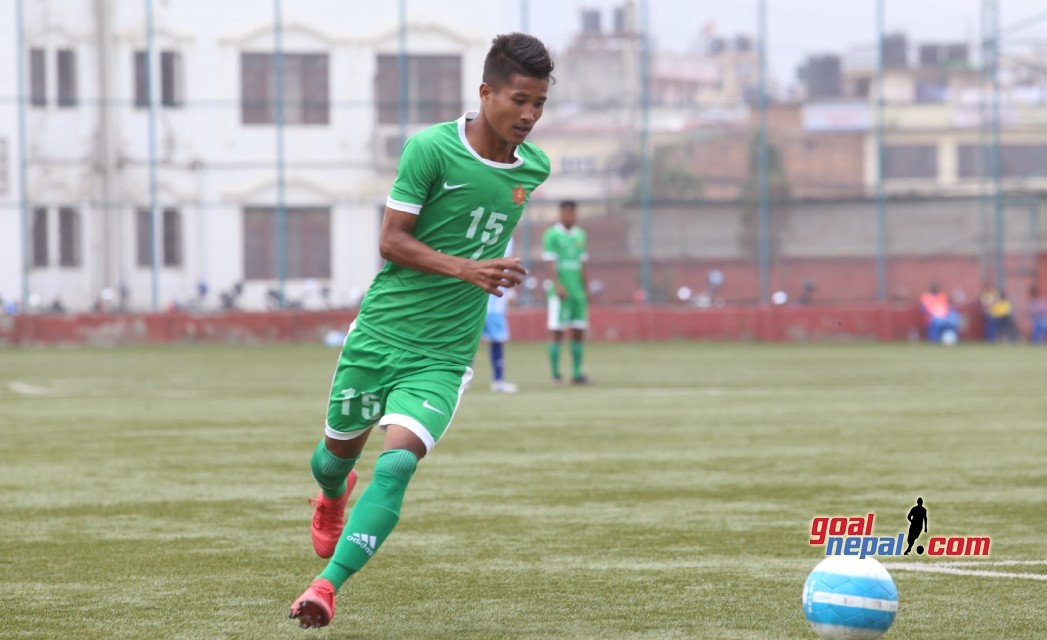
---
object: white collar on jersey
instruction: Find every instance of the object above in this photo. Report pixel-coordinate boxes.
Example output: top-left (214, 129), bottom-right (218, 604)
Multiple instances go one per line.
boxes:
top-left (554, 222), bottom-right (581, 234)
top-left (457, 112), bottom-right (525, 170)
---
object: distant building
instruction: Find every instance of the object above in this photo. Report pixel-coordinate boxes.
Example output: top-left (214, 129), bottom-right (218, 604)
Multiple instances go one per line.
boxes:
top-left (549, 2), bottom-right (760, 111)
top-left (0, 0), bottom-right (501, 312)
top-left (541, 16), bottom-right (1047, 210)
top-left (798, 55), bottom-right (843, 100)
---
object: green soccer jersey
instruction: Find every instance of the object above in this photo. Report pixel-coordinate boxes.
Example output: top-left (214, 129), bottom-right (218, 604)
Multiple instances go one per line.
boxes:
top-left (354, 113), bottom-right (551, 365)
top-left (542, 223), bottom-right (588, 298)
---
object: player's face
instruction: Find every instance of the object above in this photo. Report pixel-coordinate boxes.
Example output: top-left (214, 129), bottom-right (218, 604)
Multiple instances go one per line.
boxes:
top-left (560, 205), bottom-right (576, 228)
top-left (481, 73), bottom-right (549, 146)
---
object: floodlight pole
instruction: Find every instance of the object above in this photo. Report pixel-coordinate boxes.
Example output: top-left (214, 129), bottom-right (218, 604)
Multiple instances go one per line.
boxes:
top-left (874, 0), bottom-right (887, 302)
top-left (520, 0), bottom-right (533, 294)
top-left (985, 0), bottom-right (1004, 290)
top-left (274, 0), bottom-right (287, 307)
top-left (638, 0), bottom-right (652, 304)
top-left (146, 0), bottom-right (160, 310)
top-left (977, 17), bottom-right (990, 287)
top-left (15, 0), bottom-right (30, 312)
top-left (757, 0), bottom-right (770, 304)
top-left (398, 0), bottom-right (408, 146)
top-left (980, 4), bottom-right (1047, 291)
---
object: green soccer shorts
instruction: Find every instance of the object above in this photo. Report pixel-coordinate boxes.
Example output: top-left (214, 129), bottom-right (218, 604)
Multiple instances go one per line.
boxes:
top-left (324, 323), bottom-right (473, 452)
top-left (546, 291), bottom-right (588, 330)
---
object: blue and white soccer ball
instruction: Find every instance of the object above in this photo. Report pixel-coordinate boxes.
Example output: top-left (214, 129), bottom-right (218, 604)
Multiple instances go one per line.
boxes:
top-left (802, 556), bottom-right (898, 640)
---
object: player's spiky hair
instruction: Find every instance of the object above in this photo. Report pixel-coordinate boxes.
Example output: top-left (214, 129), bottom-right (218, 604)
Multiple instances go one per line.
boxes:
top-left (483, 33), bottom-right (555, 89)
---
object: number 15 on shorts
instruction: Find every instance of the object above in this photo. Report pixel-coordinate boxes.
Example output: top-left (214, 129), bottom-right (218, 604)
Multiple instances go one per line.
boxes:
top-left (340, 388), bottom-right (380, 421)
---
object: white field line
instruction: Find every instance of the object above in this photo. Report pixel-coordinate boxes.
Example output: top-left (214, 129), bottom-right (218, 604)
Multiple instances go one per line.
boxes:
top-left (890, 561), bottom-right (1047, 581)
top-left (926, 560), bottom-right (1047, 567)
top-left (7, 381), bottom-right (57, 396)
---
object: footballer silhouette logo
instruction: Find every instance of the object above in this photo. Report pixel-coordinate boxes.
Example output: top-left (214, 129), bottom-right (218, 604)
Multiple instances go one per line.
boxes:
top-left (903, 497), bottom-right (929, 555)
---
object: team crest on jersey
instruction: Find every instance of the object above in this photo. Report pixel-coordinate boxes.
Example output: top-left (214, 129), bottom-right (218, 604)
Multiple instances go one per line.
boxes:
top-left (512, 184), bottom-right (528, 206)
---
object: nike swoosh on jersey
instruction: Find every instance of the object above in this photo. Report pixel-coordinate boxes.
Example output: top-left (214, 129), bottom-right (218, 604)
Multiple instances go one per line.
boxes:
top-left (422, 400), bottom-right (445, 415)
top-left (443, 181), bottom-right (467, 190)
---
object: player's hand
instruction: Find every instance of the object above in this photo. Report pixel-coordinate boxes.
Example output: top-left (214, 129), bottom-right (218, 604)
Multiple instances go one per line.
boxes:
top-left (555, 283), bottom-right (567, 299)
top-left (466, 258), bottom-right (527, 295)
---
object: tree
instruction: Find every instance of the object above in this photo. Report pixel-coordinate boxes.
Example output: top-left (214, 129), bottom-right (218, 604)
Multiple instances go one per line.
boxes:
top-left (738, 132), bottom-right (791, 261)
top-left (622, 145), bottom-right (703, 205)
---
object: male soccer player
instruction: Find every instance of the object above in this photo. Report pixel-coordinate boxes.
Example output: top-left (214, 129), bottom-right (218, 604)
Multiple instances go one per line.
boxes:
top-left (289, 33), bottom-right (553, 629)
top-left (543, 200), bottom-right (590, 384)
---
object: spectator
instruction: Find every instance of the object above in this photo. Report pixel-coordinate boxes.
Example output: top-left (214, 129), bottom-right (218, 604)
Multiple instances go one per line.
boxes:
top-left (989, 289), bottom-right (1019, 343)
top-left (920, 283), bottom-right (959, 344)
top-left (979, 283), bottom-right (1000, 342)
top-left (1027, 284), bottom-right (1047, 344)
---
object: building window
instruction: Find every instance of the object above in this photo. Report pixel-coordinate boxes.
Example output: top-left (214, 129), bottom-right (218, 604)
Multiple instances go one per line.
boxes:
top-left (58, 207), bottom-right (81, 267)
top-left (958, 145), bottom-right (985, 178)
top-left (240, 53), bottom-right (329, 125)
top-left (134, 52), bottom-right (148, 107)
top-left (160, 51), bottom-right (184, 107)
top-left (958, 144), bottom-right (1047, 179)
top-left (56, 49), bottom-right (77, 107)
top-left (31, 207), bottom-right (48, 267)
top-left (562, 156), bottom-right (598, 175)
top-left (375, 54), bottom-right (461, 125)
top-left (135, 50), bottom-right (185, 108)
top-left (242, 207), bottom-right (331, 279)
top-left (1001, 144), bottom-right (1047, 179)
top-left (852, 77), bottom-right (871, 99)
top-left (883, 145), bottom-right (937, 179)
top-left (29, 48), bottom-right (46, 107)
top-left (136, 208), bottom-right (183, 267)
top-left (135, 209), bottom-right (149, 265)
top-left (163, 208), bottom-right (183, 265)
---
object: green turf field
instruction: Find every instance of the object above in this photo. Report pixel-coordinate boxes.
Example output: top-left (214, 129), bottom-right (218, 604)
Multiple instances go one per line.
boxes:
top-left (1, 342), bottom-right (1044, 639)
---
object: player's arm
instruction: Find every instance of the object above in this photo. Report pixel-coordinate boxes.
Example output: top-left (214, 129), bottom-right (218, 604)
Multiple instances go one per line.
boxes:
top-left (379, 207), bottom-right (525, 296)
top-left (580, 242), bottom-right (591, 303)
top-left (547, 262), bottom-right (566, 299)
top-left (541, 232), bottom-right (566, 299)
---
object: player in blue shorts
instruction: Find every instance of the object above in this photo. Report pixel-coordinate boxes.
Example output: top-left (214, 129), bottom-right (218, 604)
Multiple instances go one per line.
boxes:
top-left (483, 238), bottom-right (518, 393)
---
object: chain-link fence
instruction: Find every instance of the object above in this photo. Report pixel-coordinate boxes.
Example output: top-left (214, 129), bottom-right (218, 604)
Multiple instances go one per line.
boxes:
top-left (1, 0), bottom-right (1045, 315)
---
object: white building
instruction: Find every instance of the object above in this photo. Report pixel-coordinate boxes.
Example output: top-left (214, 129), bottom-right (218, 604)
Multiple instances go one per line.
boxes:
top-left (0, 0), bottom-right (25, 311)
top-left (0, 0), bottom-right (507, 312)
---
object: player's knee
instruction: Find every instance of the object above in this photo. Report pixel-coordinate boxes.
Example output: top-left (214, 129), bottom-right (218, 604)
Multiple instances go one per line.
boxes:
top-left (372, 449), bottom-right (418, 494)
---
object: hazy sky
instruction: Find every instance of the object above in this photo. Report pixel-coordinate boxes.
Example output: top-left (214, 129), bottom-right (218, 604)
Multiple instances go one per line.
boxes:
top-left (513, 0), bottom-right (1047, 84)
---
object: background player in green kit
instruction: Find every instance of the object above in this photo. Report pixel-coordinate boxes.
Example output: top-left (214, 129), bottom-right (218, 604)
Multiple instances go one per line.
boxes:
top-left (543, 200), bottom-right (590, 384)
top-left (289, 34), bottom-right (554, 629)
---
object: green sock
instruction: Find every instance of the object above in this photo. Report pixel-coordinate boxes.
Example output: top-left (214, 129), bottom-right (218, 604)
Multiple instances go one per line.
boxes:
top-left (548, 342), bottom-right (561, 378)
top-left (319, 449), bottom-right (418, 590)
top-left (570, 341), bottom-right (584, 379)
top-left (310, 440), bottom-right (359, 499)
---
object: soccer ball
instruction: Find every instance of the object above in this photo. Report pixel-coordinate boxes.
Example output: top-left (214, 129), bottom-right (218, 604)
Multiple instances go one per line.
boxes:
top-left (802, 556), bottom-right (898, 640)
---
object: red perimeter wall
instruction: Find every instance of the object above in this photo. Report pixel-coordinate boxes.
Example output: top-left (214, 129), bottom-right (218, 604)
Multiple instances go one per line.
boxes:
top-left (0, 304), bottom-right (976, 347)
